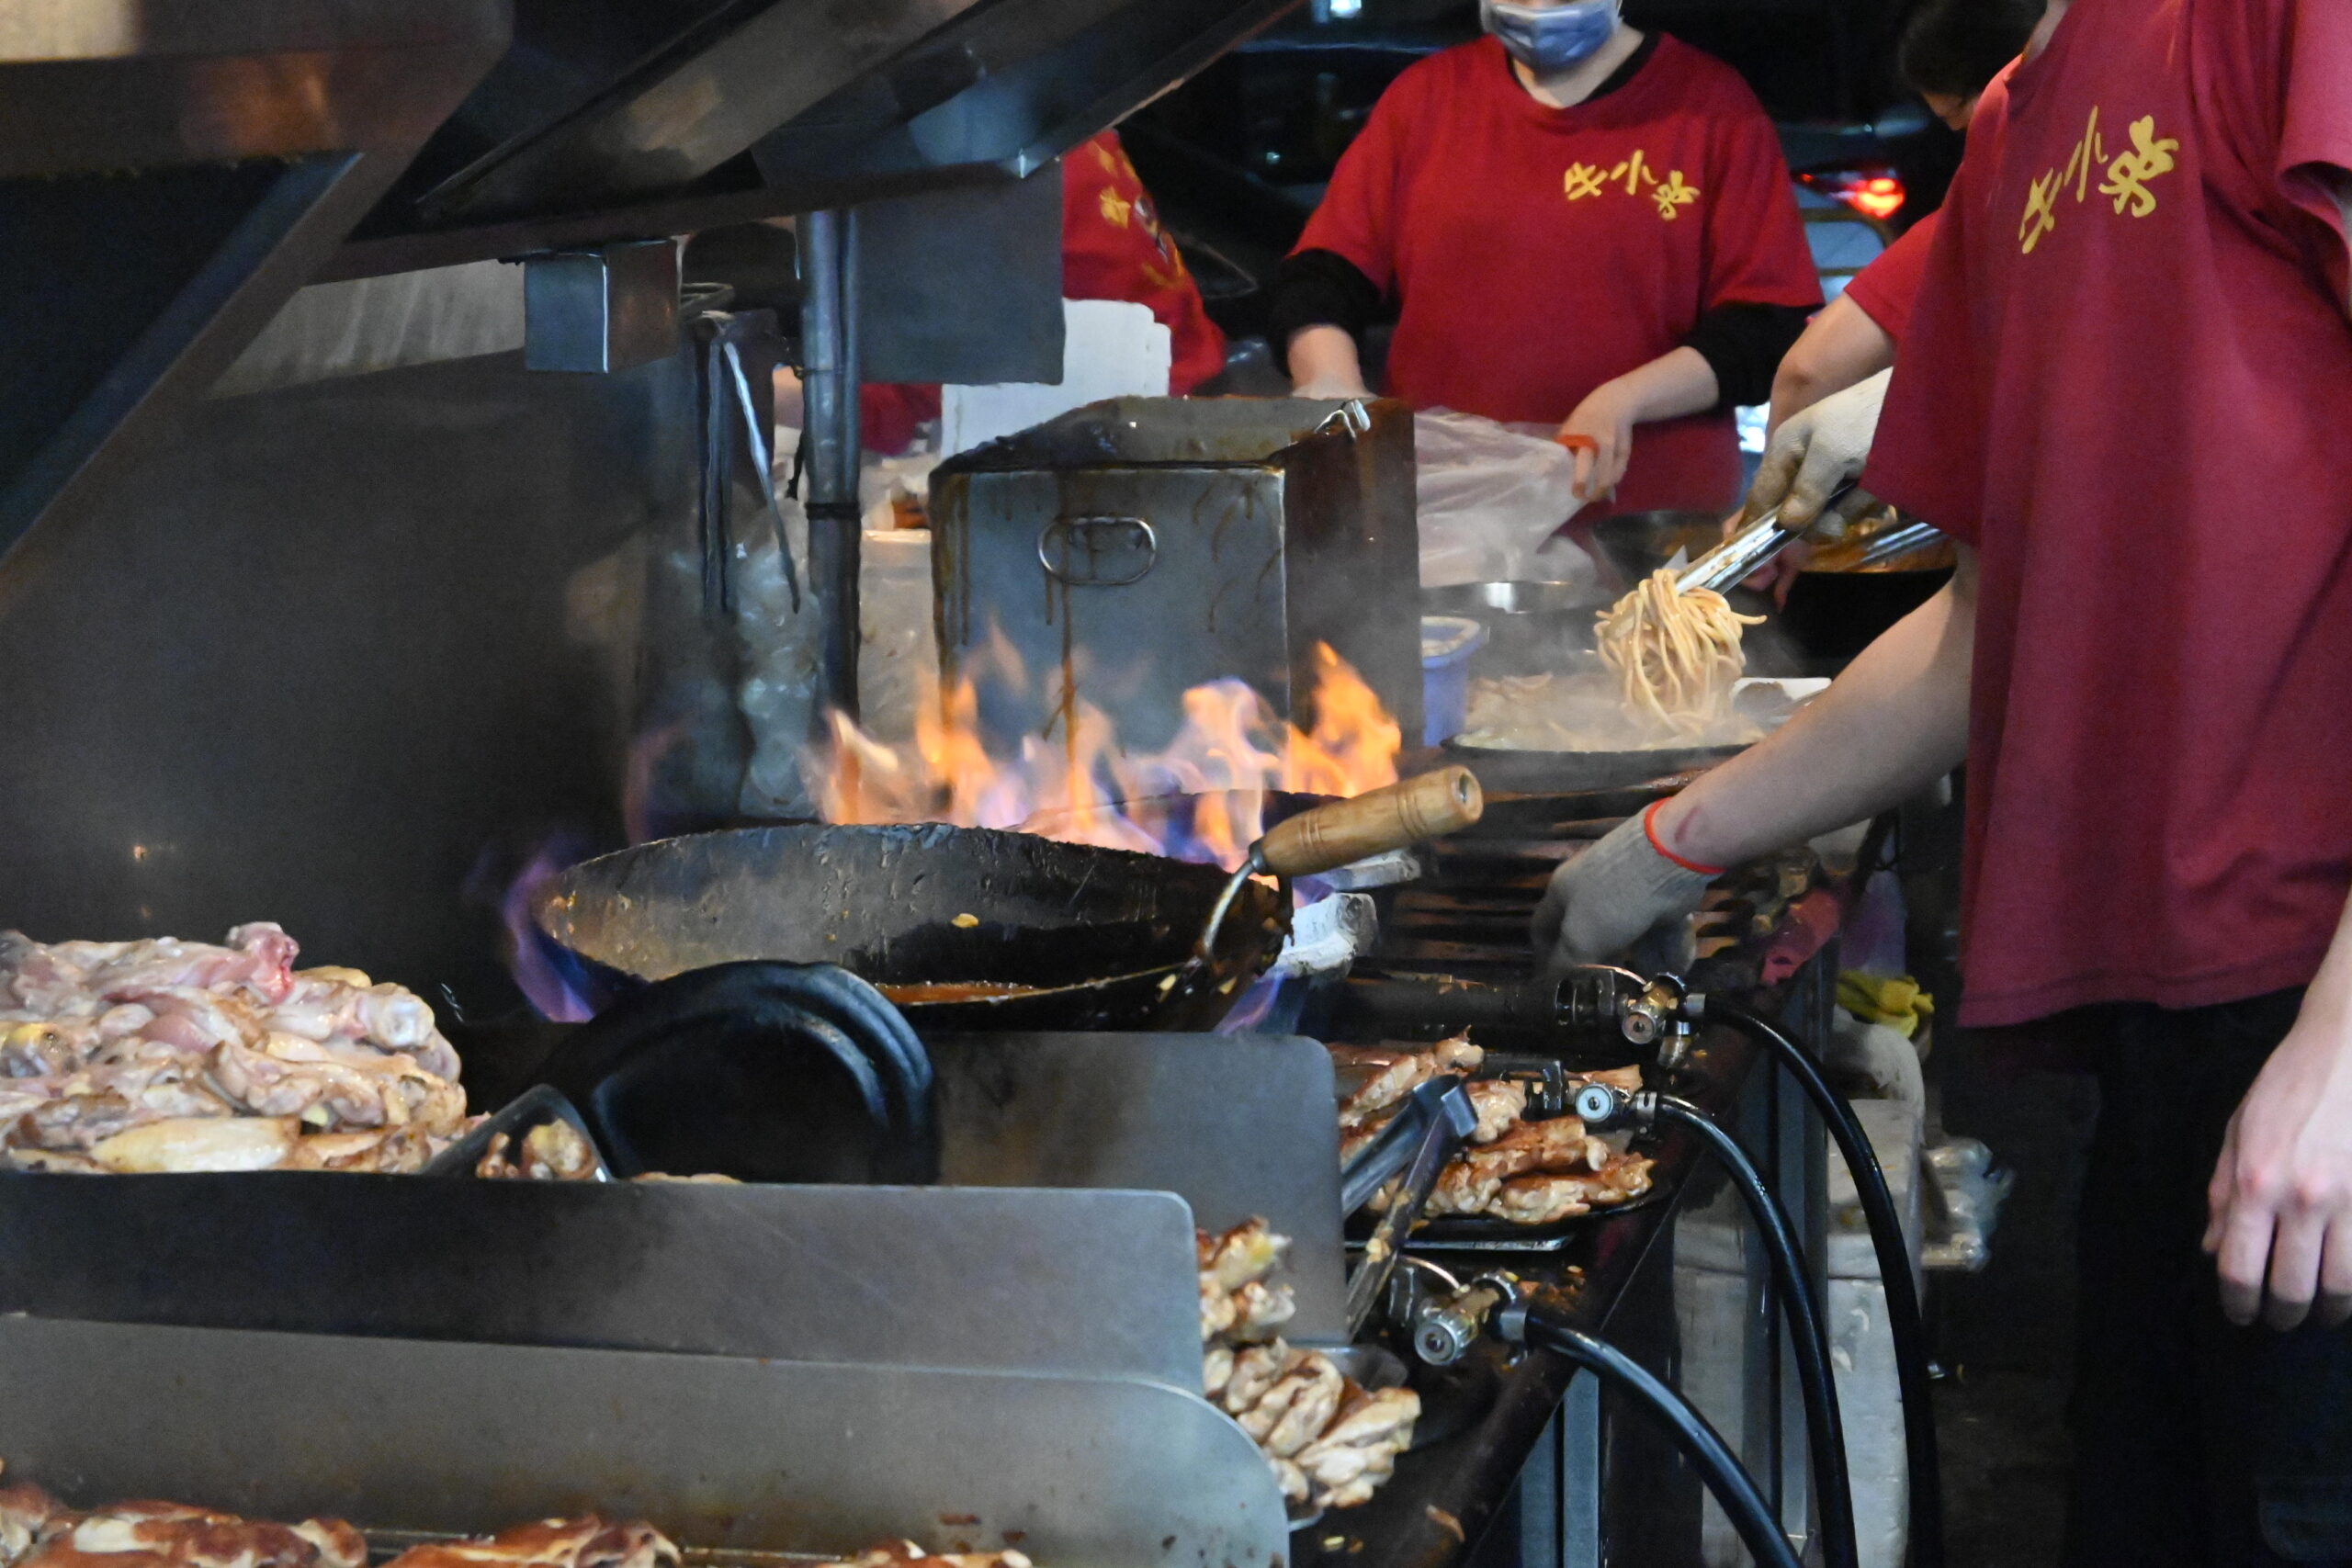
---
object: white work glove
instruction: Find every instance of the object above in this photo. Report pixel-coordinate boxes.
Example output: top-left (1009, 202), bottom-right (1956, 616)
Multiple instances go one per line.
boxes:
top-left (1742, 367), bottom-right (1891, 539)
top-left (1531, 812), bottom-right (1712, 977)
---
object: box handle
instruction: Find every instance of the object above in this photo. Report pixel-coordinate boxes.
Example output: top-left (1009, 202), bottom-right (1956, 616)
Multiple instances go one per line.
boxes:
top-left (1037, 515), bottom-right (1158, 586)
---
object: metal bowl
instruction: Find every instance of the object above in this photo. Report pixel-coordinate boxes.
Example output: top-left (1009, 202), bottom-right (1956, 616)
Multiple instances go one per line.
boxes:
top-left (1421, 579), bottom-right (1590, 618)
top-left (1420, 580), bottom-right (1601, 673)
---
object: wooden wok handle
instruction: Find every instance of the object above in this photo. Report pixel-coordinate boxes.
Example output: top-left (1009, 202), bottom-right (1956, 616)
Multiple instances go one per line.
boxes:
top-left (1258, 767), bottom-right (1485, 878)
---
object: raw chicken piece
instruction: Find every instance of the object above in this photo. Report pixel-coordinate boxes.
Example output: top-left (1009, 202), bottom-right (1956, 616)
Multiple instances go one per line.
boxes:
top-left (1569, 1065), bottom-right (1642, 1095)
top-left (0, 925), bottom-right (466, 1172)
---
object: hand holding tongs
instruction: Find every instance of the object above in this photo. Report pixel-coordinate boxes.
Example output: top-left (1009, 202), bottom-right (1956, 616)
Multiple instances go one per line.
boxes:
top-left (1672, 479), bottom-right (1860, 598)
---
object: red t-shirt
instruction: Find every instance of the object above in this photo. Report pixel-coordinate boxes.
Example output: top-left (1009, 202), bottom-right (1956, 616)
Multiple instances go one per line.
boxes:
top-left (1841, 210), bottom-right (1939, 344)
top-left (1863, 0), bottom-right (2352, 1027)
top-left (858, 130), bottom-right (1227, 455)
top-left (1063, 130), bottom-right (1229, 395)
top-left (1294, 35), bottom-right (1820, 515)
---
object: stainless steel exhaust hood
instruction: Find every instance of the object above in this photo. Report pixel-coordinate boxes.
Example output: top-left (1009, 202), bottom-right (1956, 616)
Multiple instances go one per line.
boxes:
top-left (0, 0), bottom-right (1301, 564)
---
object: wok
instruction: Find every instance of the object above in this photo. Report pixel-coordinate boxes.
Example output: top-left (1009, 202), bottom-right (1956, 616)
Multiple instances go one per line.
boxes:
top-left (536, 770), bottom-right (1483, 1032)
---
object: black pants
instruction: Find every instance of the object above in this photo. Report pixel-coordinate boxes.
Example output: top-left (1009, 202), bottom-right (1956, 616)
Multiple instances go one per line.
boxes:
top-left (2064, 990), bottom-right (2352, 1566)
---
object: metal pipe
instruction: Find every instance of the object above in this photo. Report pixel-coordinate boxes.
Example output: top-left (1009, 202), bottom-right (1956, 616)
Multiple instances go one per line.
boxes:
top-left (801, 207), bottom-right (861, 723)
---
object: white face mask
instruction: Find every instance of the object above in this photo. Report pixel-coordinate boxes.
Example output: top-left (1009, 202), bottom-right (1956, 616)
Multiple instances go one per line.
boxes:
top-left (1480, 0), bottom-right (1623, 72)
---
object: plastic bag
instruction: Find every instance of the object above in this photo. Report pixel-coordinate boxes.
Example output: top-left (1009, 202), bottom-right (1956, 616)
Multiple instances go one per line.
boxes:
top-left (1414, 409), bottom-right (1597, 591)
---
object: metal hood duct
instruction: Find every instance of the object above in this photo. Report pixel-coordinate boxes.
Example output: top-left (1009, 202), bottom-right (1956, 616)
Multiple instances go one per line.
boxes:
top-left (326, 0), bottom-right (1306, 280)
top-left (0, 0), bottom-right (510, 568)
top-left (0, 0), bottom-right (1301, 565)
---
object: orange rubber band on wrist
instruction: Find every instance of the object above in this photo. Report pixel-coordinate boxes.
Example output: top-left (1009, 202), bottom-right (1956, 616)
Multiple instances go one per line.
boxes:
top-left (1645, 799), bottom-right (1724, 877)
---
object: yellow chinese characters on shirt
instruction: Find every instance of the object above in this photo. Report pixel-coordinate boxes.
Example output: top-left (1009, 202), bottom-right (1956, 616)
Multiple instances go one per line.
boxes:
top-left (1564, 152), bottom-right (1702, 220)
top-left (2018, 106), bottom-right (2179, 254)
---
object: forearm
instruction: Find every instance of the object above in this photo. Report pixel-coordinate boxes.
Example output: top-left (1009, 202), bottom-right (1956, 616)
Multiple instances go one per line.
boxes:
top-left (1286, 325), bottom-right (1371, 397)
top-left (1767, 297), bottom-right (1895, 436)
top-left (1657, 545), bottom-right (1977, 867)
top-left (1610, 345), bottom-right (1719, 423)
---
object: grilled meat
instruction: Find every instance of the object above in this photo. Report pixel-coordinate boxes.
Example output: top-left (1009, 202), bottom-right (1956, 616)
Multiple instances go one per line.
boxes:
top-left (812, 1543), bottom-right (1031, 1568)
top-left (1197, 1220), bottom-right (1294, 1347)
top-left (476, 1121), bottom-right (600, 1181)
top-left (378, 1518), bottom-right (677, 1568)
top-left (1464, 1080), bottom-right (1527, 1144)
top-left (1234, 1348), bottom-right (1346, 1458)
top-left (1488, 1152), bottom-right (1655, 1224)
top-left (8, 1497), bottom-right (365, 1568)
top-left (1327, 1047), bottom-right (1433, 1128)
top-left (1295, 1384), bottom-right (1422, 1512)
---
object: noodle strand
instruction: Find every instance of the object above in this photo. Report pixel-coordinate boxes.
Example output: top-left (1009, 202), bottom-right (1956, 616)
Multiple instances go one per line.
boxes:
top-left (1593, 568), bottom-right (1766, 738)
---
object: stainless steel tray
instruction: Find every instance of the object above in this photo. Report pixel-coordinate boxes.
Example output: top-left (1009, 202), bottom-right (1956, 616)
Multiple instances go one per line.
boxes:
top-left (0, 1176), bottom-right (1205, 1391)
top-left (0, 1315), bottom-right (1287, 1568)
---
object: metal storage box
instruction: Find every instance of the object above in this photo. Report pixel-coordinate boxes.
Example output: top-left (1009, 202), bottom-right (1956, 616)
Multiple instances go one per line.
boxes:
top-left (930, 396), bottom-right (1420, 752)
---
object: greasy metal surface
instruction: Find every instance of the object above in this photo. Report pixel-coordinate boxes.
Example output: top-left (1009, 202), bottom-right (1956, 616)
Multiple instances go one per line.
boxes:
top-left (332, 0), bottom-right (1303, 281)
top-left (524, 241), bottom-right (681, 373)
top-left (0, 346), bottom-right (695, 1010)
top-left (0, 1177), bottom-right (1204, 1392)
top-left (931, 396), bottom-right (1421, 756)
top-left (0, 0), bottom-right (508, 177)
top-left (535, 824), bottom-right (1288, 1030)
top-left (0, 1316), bottom-right (1289, 1568)
top-left (415, 0), bottom-right (989, 222)
top-left (929, 1032), bottom-right (1349, 1343)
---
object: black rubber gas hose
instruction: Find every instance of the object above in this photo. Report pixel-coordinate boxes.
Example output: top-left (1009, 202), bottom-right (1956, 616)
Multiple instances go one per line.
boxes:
top-left (1704, 996), bottom-right (1943, 1568)
top-left (1520, 1307), bottom-right (1804, 1568)
top-left (1655, 1094), bottom-right (1858, 1568)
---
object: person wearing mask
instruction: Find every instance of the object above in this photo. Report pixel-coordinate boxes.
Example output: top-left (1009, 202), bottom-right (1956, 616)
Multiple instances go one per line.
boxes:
top-left (1535, 0), bottom-right (2352, 1562)
top-left (1269, 0), bottom-right (1820, 514)
top-left (787, 128), bottom-right (1228, 455)
top-left (1765, 0), bottom-right (2041, 434)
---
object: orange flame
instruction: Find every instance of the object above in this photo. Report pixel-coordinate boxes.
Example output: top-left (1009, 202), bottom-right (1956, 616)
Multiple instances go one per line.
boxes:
top-left (810, 639), bottom-right (1401, 870)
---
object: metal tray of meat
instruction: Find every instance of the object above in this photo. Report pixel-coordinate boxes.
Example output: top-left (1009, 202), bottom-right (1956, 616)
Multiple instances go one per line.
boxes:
top-left (1345, 1180), bottom-right (1671, 1254)
top-left (0, 1315), bottom-right (1288, 1568)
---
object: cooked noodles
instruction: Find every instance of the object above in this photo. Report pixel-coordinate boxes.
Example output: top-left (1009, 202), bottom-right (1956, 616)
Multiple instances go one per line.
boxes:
top-left (1593, 568), bottom-right (1766, 736)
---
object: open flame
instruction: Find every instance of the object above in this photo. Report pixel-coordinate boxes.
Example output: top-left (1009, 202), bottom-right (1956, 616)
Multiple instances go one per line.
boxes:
top-left (810, 636), bottom-right (1402, 870)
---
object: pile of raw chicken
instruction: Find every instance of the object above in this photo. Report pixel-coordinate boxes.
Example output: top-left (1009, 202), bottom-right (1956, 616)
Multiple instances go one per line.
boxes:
top-left (0, 924), bottom-right (469, 1174)
top-left (0, 1472), bottom-right (1030, 1568)
top-left (1198, 1219), bottom-right (1419, 1515)
top-left (1330, 1039), bottom-right (1654, 1224)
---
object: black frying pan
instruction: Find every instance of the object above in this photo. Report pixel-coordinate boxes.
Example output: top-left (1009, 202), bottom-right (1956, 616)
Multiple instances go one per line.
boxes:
top-left (535, 771), bottom-right (1483, 1033)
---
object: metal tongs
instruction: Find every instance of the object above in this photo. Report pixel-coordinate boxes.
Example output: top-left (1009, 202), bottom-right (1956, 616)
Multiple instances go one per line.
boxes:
top-left (1672, 479), bottom-right (1860, 598)
top-left (1339, 1075), bottom-right (1478, 1338)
